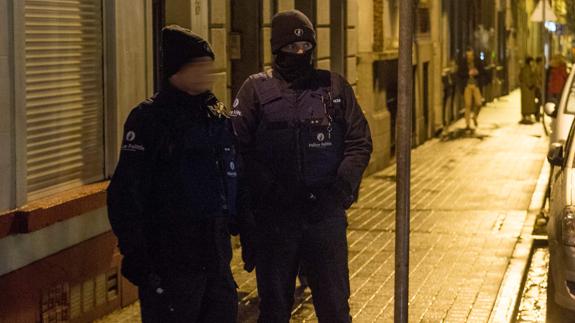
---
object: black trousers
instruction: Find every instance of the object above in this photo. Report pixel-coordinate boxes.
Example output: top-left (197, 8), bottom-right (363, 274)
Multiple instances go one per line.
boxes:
top-left (138, 269), bottom-right (238, 323)
top-left (138, 217), bottom-right (238, 323)
top-left (255, 214), bottom-right (351, 323)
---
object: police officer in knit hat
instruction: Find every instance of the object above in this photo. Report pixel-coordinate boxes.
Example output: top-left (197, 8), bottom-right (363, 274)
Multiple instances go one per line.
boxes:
top-left (232, 10), bottom-right (372, 323)
top-left (107, 25), bottom-right (238, 322)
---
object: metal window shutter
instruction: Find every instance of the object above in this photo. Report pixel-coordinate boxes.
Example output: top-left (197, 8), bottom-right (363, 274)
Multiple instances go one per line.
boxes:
top-left (24, 0), bottom-right (105, 199)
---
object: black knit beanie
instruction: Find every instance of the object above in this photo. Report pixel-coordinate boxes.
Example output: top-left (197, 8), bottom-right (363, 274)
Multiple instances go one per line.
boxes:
top-left (161, 25), bottom-right (215, 78)
top-left (271, 10), bottom-right (316, 54)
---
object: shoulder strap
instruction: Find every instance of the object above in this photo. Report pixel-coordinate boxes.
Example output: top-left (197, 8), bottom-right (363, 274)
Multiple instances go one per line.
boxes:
top-left (249, 71), bottom-right (283, 105)
top-left (320, 70), bottom-right (346, 120)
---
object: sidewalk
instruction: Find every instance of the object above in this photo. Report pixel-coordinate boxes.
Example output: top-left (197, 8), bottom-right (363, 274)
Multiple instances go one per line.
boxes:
top-left (98, 90), bottom-right (548, 322)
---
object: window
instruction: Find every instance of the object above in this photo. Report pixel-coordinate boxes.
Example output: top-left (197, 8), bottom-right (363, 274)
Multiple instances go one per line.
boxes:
top-left (383, 0), bottom-right (399, 50)
top-left (565, 116), bottom-right (575, 168)
top-left (24, 0), bottom-right (105, 199)
top-left (565, 79), bottom-right (575, 115)
top-left (417, 6), bottom-right (431, 35)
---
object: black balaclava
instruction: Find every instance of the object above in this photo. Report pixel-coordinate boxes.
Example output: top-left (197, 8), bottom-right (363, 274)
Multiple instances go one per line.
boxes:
top-left (270, 10), bottom-right (316, 83)
top-left (274, 51), bottom-right (314, 83)
top-left (161, 25), bottom-right (214, 80)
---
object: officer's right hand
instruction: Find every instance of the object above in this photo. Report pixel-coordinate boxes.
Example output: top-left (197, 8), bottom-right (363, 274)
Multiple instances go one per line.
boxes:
top-left (121, 251), bottom-right (155, 287)
top-left (241, 242), bottom-right (256, 273)
top-left (239, 225), bottom-right (257, 273)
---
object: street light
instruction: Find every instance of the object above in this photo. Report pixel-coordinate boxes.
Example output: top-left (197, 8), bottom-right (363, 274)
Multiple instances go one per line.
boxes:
top-left (545, 21), bottom-right (558, 32)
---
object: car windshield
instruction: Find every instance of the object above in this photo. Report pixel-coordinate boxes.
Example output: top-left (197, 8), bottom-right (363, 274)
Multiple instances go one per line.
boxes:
top-left (568, 119), bottom-right (575, 168)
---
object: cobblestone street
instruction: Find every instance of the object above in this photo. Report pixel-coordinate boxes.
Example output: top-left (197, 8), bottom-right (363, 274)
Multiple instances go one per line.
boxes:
top-left (98, 90), bottom-right (548, 322)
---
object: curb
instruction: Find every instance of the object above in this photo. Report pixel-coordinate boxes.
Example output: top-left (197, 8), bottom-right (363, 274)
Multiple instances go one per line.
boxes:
top-left (488, 160), bottom-right (550, 323)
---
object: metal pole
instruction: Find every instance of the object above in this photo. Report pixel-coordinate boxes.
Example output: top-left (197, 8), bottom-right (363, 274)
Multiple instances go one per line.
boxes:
top-left (542, 0), bottom-right (547, 105)
top-left (394, 0), bottom-right (414, 322)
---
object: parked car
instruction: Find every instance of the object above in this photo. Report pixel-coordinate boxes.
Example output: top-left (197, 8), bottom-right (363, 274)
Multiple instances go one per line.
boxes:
top-left (546, 121), bottom-right (575, 316)
top-left (545, 65), bottom-right (575, 146)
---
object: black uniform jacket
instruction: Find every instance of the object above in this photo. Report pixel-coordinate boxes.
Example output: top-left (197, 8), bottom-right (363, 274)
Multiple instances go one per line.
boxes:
top-left (107, 85), bottom-right (237, 284)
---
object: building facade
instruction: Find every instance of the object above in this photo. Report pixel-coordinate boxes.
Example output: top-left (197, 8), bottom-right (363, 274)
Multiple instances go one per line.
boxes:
top-left (0, 0), bottom-right (527, 321)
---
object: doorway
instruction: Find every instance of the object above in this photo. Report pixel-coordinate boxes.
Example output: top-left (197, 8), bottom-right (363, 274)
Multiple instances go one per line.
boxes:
top-left (152, 0), bottom-right (165, 92)
top-left (231, 0), bottom-right (262, 98)
top-left (330, 0), bottom-right (346, 75)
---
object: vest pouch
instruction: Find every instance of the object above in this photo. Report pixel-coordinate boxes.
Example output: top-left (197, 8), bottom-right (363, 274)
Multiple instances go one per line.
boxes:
top-left (301, 116), bottom-right (344, 186)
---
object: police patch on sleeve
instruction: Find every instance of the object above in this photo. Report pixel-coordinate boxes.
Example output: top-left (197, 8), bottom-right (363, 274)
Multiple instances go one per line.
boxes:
top-left (230, 99), bottom-right (242, 117)
top-left (121, 130), bottom-right (145, 152)
top-left (126, 131), bottom-right (136, 142)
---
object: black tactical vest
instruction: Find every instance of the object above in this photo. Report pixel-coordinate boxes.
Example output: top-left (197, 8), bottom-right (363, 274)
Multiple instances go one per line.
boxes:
top-left (251, 70), bottom-right (345, 189)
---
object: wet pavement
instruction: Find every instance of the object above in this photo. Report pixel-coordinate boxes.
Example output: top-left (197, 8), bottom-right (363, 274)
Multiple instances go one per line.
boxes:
top-left (516, 246), bottom-right (549, 323)
top-left (98, 90), bottom-right (548, 322)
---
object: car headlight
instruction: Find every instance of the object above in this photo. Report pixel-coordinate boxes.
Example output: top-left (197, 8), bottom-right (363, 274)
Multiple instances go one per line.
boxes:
top-left (563, 207), bottom-right (575, 246)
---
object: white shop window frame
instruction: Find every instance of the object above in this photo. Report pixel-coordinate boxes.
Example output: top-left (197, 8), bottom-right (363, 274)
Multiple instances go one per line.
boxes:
top-left (12, 0), bottom-right (28, 207)
top-left (10, 0), bottom-right (154, 207)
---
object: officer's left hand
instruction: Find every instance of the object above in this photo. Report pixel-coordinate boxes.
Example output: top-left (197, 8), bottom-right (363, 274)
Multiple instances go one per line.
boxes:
top-left (238, 210), bottom-right (258, 273)
top-left (240, 231), bottom-right (257, 273)
top-left (121, 251), bottom-right (154, 287)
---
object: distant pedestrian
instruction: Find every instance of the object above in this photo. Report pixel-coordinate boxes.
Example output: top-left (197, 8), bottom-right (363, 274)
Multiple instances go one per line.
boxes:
top-left (519, 57), bottom-right (537, 124)
top-left (458, 47), bottom-right (486, 130)
top-left (547, 54), bottom-right (568, 105)
top-left (534, 56), bottom-right (544, 121)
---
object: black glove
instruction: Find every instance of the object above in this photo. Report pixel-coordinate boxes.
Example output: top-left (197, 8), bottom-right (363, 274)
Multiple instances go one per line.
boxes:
top-left (238, 210), bottom-right (257, 273)
top-left (241, 233), bottom-right (257, 273)
top-left (121, 251), bottom-right (154, 287)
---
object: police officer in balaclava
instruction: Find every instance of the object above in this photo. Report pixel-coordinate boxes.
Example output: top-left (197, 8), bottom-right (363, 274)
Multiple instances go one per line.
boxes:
top-left (107, 25), bottom-right (238, 323)
top-left (232, 10), bottom-right (373, 323)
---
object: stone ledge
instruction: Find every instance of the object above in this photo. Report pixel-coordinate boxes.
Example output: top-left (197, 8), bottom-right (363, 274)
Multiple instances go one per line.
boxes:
top-left (0, 181), bottom-right (108, 238)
